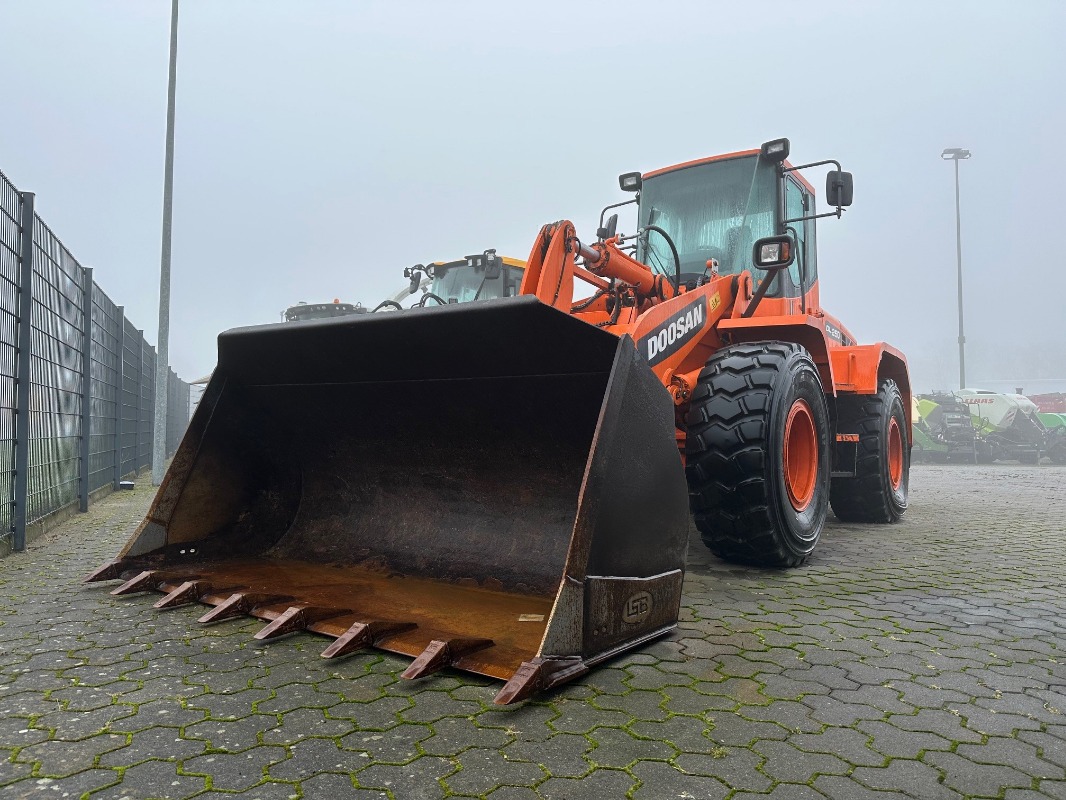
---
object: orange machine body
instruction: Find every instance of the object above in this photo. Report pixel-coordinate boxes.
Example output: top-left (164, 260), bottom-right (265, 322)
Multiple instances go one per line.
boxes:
top-left (519, 155), bottom-right (910, 454)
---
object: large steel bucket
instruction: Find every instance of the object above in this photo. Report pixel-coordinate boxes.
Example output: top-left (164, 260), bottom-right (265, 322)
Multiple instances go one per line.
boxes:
top-left (86, 297), bottom-right (689, 703)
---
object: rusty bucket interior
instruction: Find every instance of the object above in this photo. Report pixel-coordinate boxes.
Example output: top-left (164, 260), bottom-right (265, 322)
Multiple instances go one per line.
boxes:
top-left (87, 297), bottom-right (689, 703)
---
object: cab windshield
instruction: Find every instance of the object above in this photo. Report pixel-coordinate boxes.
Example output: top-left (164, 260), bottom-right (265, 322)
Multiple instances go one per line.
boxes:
top-left (431, 263), bottom-right (523, 303)
top-left (637, 155), bottom-right (777, 280)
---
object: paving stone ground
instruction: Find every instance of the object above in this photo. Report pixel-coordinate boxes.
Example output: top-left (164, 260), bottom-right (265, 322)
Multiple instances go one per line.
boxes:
top-left (1, 464), bottom-right (1064, 799)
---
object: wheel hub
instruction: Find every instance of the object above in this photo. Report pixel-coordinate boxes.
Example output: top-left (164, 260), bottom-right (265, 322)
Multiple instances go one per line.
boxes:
top-left (888, 417), bottom-right (904, 490)
top-left (783, 399), bottom-right (818, 512)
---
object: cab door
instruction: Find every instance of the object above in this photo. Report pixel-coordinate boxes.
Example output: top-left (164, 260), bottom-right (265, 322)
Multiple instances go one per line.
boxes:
top-left (784, 177), bottom-right (818, 298)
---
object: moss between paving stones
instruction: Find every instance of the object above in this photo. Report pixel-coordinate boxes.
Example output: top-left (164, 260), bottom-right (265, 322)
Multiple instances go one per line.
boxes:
top-left (1, 467), bottom-right (1065, 798)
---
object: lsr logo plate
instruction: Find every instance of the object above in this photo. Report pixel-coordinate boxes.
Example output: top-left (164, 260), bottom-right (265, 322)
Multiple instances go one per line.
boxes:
top-left (622, 591), bottom-right (653, 624)
top-left (637, 296), bottom-right (710, 367)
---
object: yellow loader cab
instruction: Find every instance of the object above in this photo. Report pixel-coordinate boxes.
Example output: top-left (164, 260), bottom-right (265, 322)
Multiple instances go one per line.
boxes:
top-left (402, 250), bottom-right (526, 307)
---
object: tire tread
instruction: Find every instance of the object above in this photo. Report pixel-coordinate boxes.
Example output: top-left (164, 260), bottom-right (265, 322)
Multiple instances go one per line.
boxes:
top-left (685, 342), bottom-right (819, 567)
top-left (829, 380), bottom-right (908, 523)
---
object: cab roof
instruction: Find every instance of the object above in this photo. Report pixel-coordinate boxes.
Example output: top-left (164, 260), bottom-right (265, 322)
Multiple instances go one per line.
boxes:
top-left (430, 255), bottom-right (526, 269)
top-left (643, 148), bottom-right (817, 195)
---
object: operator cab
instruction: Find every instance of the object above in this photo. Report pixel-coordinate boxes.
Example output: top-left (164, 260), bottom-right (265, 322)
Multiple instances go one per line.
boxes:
top-left (615, 139), bottom-right (851, 306)
top-left (418, 251), bottom-right (525, 304)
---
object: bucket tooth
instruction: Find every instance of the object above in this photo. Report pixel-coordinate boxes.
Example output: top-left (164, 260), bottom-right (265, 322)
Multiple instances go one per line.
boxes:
top-left (198, 592), bottom-right (294, 624)
top-left (84, 560), bottom-right (129, 583)
top-left (110, 570), bottom-right (164, 596)
top-left (154, 580), bottom-right (202, 609)
top-left (154, 580), bottom-right (244, 610)
top-left (401, 638), bottom-right (494, 680)
top-left (494, 657), bottom-right (590, 705)
top-left (253, 605), bottom-right (352, 641)
top-left (320, 620), bottom-right (417, 659)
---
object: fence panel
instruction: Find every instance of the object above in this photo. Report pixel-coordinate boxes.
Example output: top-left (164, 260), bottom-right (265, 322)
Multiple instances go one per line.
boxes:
top-left (138, 339), bottom-right (155, 472)
top-left (120, 318), bottom-right (140, 480)
top-left (27, 217), bottom-right (85, 522)
top-left (0, 173), bottom-right (21, 543)
top-left (89, 283), bottom-right (122, 493)
top-left (166, 368), bottom-right (189, 458)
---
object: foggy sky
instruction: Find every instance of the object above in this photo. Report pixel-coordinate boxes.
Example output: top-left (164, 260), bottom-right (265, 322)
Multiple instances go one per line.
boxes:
top-left (1, 0), bottom-right (1063, 392)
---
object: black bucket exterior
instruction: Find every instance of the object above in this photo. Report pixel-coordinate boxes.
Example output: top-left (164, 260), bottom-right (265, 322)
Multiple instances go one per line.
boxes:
top-left (94, 297), bottom-right (690, 700)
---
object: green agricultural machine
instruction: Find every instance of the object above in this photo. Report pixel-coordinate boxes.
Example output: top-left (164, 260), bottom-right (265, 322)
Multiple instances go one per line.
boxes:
top-left (912, 393), bottom-right (984, 463)
top-left (958, 390), bottom-right (1066, 465)
top-left (1037, 413), bottom-right (1066, 464)
top-left (1038, 412), bottom-right (1066, 430)
top-left (913, 391), bottom-right (1066, 465)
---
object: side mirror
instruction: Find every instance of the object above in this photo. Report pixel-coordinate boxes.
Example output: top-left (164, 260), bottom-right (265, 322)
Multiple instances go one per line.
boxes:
top-left (826, 171), bottom-right (853, 207)
top-left (482, 249), bottom-right (502, 279)
top-left (597, 213), bottom-right (619, 241)
top-left (405, 265), bottom-right (424, 294)
top-left (618, 172), bottom-right (642, 192)
top-left (752, 235), bottom-right (795, 270)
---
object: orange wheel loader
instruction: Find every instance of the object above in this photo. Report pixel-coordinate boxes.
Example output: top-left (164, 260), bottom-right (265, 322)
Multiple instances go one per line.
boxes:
top-left (86, 138), bottom-right (910, 704)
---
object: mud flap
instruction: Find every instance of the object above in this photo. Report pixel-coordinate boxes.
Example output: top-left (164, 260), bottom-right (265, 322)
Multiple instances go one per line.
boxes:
top-left (87, 296), bottom-right (690, 702)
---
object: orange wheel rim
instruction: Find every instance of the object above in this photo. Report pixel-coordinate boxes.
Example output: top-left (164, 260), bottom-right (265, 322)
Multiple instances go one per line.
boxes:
top-left (783, 399), bottom-right (818, 512)
top-left (888, 417), bottom-right (904, 490)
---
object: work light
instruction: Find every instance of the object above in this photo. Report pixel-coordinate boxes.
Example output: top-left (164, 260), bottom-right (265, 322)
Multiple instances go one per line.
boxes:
top-left (761, 138), bottom-right (790, 162)
top-left (618, 172), bottom-right (642, 192)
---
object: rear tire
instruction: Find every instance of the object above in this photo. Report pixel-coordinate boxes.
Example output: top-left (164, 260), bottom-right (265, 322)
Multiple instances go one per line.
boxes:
top-left (684, 342), bottom-right (830, 567)
top-left (975, 439), bottom-right (993, 464)
top-left (1049, 441), bottom-right (1066, 465)
top-left (830, 380), bottom-right (909, 523)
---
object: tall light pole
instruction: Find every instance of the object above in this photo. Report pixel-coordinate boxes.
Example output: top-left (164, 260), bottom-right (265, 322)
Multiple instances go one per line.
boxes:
top-left (153, 0), bottom-right (179, 486)
top-left (941, 147), bottom-right (971, 390)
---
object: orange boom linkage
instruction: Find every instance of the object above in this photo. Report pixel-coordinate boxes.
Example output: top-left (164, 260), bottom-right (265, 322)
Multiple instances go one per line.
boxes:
top-left (85, 139), bottom-right (910, 703)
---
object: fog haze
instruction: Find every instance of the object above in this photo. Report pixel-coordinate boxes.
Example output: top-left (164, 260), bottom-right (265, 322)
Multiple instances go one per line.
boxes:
top-left (1, 0), bottom-right (1062, 392)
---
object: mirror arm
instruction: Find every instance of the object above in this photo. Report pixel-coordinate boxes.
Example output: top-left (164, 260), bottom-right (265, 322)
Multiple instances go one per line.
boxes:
top-left (781, 158), bottom-right (842, 173)
top-left (741, 268), bottom-right (784, 318)
top-left (782, 208), bottom-right (845, 225)
top-left (598, 197), bottom-right (638, 230)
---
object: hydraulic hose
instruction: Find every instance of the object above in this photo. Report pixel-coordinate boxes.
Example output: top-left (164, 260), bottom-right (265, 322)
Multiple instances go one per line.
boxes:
top-left (417, 293), bottom-right (447, 307)
top-left (642, 225), bottom-right (681, 293)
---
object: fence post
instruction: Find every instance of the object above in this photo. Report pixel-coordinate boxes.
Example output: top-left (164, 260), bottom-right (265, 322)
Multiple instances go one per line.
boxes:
top-left (113, 307), bottom-right (124, 489)
top-left (135, 331), bottom-right (143, 475)
top-left (79, 267), bottom-right (93, 512)
top-left (12, 192), bottom-right (35, 551)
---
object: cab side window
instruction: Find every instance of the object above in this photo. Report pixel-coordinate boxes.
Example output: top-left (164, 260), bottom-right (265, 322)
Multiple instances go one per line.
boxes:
top-left (784, 177), bottom-right (818, 295)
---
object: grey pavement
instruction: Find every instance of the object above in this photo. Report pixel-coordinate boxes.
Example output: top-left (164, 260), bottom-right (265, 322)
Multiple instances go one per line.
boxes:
top-left (1, 464), bottom-right (1064, 799)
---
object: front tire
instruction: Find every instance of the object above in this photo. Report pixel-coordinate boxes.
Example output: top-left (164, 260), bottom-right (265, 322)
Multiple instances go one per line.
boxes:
top-left (830, 380), bottom-right (909, 523)
top-left (685, 342), bottom-right (831, 567)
